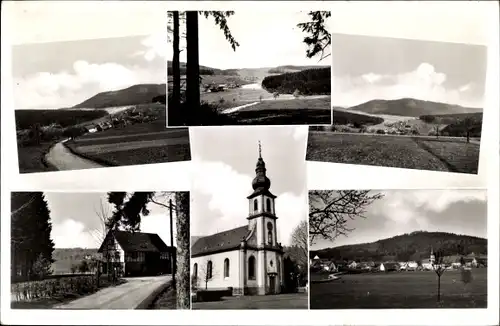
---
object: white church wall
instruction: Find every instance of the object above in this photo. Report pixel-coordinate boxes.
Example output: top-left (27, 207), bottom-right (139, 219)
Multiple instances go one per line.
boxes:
top-left (191, 250), bottom-right (241, 290)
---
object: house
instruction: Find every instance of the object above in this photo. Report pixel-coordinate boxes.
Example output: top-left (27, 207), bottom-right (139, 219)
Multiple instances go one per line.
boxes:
top-left (191, 146), bottom-right (284, 296)
top-left (379, 262), bottom-right (399, 272)
top-left (98, 230), bottom-right (175, 277)
top-left (348, 261), bottom-right (358, 269)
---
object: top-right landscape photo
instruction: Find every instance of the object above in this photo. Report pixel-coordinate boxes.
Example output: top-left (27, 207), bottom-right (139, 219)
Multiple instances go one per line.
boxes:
top-left (307, 33), bottom-right (487, 174)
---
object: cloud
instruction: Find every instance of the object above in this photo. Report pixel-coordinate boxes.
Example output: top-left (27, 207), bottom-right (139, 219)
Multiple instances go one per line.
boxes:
top-left (135, 32), bottom-right (167, 62)
top-left (52, 219), bottom-right (98, 249)
top-left (334, 63), bottom-right (481, 107)
top-left (192, 161), bottom-right (306, 245)
top-left (140, 213), bottom-right (176, 247)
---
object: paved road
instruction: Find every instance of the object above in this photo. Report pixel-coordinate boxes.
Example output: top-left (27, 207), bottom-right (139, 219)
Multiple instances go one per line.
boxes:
top-left (55, 276), bottom-right (171, 310)
top-left (45, 140), bottom-right (104, 171)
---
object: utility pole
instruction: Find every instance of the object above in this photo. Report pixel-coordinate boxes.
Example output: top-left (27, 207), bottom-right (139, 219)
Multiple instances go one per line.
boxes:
top-left (170, 199), bottom-right (176, 286)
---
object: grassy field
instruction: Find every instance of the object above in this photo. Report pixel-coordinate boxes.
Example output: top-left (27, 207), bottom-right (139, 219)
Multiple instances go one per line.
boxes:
top-left (306, 132), bottom-right (480, 174)
top-left (16, 142), bottom-right (58, 174)
top-left (150, 283), bottom-right (177, 309)
top-left (192, 292), bottom-right (308, 310)
top-left (310, 269), bottom-right (487, 309)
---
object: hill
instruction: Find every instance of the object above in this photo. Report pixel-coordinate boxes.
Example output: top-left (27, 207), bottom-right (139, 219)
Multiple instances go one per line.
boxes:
top-left (72, 84), bottom-right (166, 109)
top-left (261, 67), bottom-right (331, 95)
top-left (311, 231), bottom-right (487, 262)
top-left (52, 248), bottom-right (99, 274)
top-left (349, 98), bottom-right (482, 117)
top-left (15, 109), bottom-right (108, 131)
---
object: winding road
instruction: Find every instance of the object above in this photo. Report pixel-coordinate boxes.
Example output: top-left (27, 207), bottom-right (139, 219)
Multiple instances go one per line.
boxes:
top-left (54, 275), bottom-right (170, 310)
top-left (45, 140), bottom-right (104, 171)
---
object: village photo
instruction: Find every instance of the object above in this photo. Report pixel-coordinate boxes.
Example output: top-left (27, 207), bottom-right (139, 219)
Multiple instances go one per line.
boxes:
top-left (166, 11), bottom-right (332, 126)
top-left (10, 191), bottom-right (190, 310)
top-left (309, 189), bottom-right (488, 309)
top-left (307, 33), bottom-right (486, 174)
top-left (13, 34), bottom-right (190, 174)
top-left (189, 127), bottom-right (309, 309)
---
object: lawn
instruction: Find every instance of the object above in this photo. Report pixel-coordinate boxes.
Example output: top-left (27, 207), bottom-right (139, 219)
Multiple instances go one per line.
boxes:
top-left (192, 292), bottom-right (308, 310)
top-left (16, 142), bottom-right (58, 174)
top-left (306, 131), bottom-right (480, 174)
top-left (64, 121), bottom-right (191, 166)
top-left (150, 283), bottom-right (177, 309)
top-left (310, 269), bottom-right (487, 309)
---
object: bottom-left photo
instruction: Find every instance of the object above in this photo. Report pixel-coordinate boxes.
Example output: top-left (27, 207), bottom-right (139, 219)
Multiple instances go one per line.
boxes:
top-left (10, 191), bottom-right (190, 310)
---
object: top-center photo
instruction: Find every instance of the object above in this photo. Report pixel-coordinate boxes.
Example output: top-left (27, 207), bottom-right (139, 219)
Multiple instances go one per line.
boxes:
top-left (166, 11), bottom-right (332, 127)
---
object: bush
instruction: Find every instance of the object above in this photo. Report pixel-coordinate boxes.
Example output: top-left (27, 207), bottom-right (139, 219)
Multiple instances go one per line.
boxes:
top-left (11, 276), bottom-right (99, 302)
top-left (376, 129), bottom-right (386, 134)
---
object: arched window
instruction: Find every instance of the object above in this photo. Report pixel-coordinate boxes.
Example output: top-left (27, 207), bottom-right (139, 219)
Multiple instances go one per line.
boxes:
top-left (193, 263), bottom-right (198, 279)
top-left (266, 198), bottom-right (272, 212)
top-left (207, 261), bottom-right (213, 279)
top-left (224, 258), bottom-right (230, 278)
top-left (267, 222), bottom-right (273, 245)
top-left (248, 256), bottom-right (256, 280)
top-left (253, 199), bottom-right (258, 212)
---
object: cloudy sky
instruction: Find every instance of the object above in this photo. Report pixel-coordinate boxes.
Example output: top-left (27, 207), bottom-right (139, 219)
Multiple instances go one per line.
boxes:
top-left (12, 33), bottom-right (166, 110)
top-left (332, 33), bottom-right (487, 108)
top-left (44, 192), bottom-right (176, 249)
top-left (167, 11), bottom-right (331, 69)
top-left (190, 126), bottom-right (309, 246)
top-left (310, 189), bottom-right (487, 251)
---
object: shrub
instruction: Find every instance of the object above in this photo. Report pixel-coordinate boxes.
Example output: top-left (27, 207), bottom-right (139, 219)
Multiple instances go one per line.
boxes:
top-left (376, 129), bottom-right (385, 134)
top-left (11, 276), bottom-right (99, 302)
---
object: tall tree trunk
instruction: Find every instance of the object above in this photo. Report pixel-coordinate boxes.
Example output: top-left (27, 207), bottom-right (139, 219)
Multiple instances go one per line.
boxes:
top-left (172, 11), bottom-right (181, 110)
top-left (175, 191), bottom-right (190, 309)
top-left (186, 11), bottom-right (200, 120)
top-left (466, 130), bottom-right (470, 143)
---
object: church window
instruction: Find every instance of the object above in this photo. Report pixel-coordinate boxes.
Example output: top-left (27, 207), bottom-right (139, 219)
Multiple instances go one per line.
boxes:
top-left (207, 261), bottom-right (213, 279)
top-left (253, 199), bottom-right (258, 212)
top-left (267, 222), bottom-right (273, 245)
top-left (193, 263), bottom-right (198, 279)
top-left (224, 258), bottom-right (230, 277)
top-left (248, 256), bottom-right (256, 280)
top-left (266, 198), bottom-right (272, 212)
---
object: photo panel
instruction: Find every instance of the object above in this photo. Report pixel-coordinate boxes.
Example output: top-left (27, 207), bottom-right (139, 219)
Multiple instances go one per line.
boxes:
top-left (307, 31), bottom-right (488, 175)
top-left (189, 126), bottom-right (309, 309)
top-left (309, 189), bottom-right (488, 309)
top-left (166, 10), bottom-right (332, 127)
top-left (10, 191), bottom-right (190, 310)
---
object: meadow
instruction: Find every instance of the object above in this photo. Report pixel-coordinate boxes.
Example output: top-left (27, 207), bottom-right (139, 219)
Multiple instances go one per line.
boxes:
top-left (310, 269), bottom-right (487, 309)
top-left (306, 131), bottom-right (480, 174)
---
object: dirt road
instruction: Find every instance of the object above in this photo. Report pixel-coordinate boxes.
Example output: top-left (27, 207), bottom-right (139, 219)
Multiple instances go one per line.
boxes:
top-left (45, 141), bottom-right (104, 171)
top-left (54, 275), bottom-right (171, 310)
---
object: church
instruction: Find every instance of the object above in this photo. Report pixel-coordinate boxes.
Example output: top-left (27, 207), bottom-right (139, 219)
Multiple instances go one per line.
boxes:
top-left (191, 144), bottom-right (284, 295)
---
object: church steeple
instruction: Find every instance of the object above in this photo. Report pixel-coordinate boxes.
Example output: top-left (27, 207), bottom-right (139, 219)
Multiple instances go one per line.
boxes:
top-left (250, 141), bottom-right (272, 197)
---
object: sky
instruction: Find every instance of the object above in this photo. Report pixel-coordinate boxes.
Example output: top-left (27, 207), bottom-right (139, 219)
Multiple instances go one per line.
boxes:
top-left (44, 192), bottom-right (176, 249)
top-left (12, 33), bottom-right (167, 110)
top-left (310, 189), bottom-right (488, 251)
top-left (189, 126), bottom-right (309, 246)
top-left (331, 33), bottom-right (487, 108)
top-left (167, 11), bottom-right (331, 69)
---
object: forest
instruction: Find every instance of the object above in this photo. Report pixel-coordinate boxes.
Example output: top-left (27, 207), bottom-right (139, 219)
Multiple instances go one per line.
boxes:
top-left (420, 112), bottom-right (483, 138)
top-left (310, 231), bottom-right (487, 263)
top-left (15, 109), bottom-right (107, 131)
top-left (261, 67), bottom-right (331, 96)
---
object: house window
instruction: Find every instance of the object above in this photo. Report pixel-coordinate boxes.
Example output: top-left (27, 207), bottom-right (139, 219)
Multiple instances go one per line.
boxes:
top-left (267, 222), bottom-right (273, 245)
top-left (207, 261), bottom-right (213, 279)
top-left (224, 258), bottom-right (230, 278)
top-left (193, 263), bottom-right (198, 279)
top-left (248, 256), bottom-right (256, 280)
top-left (266, 198), bottom-right (272, 212)
top-left (253, 199), bottom-right (258, 212)
top-left (160, 252), bottom-right (170, 260)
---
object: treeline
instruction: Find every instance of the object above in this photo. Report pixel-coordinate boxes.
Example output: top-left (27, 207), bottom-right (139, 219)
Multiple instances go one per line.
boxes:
top-left (167, 61), bottom-right (239, 76)
top-left (11, 192), bottom-right (55, 283)
top-left (333, 109), bottom-right (384, 126)
top-left (261, 67), bottom-right (331, 95)
top-left (311, 231), bottom-right (487, 262)
top-left (420, 112), bottom-right (483, 138)
top-left (15, 109), bottom-right (107, 131)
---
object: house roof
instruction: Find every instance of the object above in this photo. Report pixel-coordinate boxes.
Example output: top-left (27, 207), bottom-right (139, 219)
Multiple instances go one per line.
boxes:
top-left (191, 225), bottom-right (250, 257)
top-left (382, 262), bottom-right (400, 269)
top-left (98, 230), bottom-right (172, 253)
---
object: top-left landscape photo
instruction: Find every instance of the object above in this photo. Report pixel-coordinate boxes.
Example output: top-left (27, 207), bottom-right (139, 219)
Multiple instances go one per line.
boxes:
top-left (12, 34), bottom-right (191, 174)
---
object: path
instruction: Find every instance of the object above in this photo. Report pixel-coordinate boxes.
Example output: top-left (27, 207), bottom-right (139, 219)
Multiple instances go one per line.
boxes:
top-left (45, 140), bottom-right (104, 171)
top-left (54, 276), bottom-right (171, 310)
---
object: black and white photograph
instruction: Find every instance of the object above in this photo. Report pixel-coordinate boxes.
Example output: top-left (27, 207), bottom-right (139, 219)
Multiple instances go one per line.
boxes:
top-left (166, 11), bottom-right (332, 127)
top-left (309, 189), bottom-right (487, 309)
top-left (189, 127), bottom-right (309, 309)
top-left (13, 34), bottom-right (190, 174)
top-left (307, 33), bottom-right (486, 174)
top-left (10, 191), bottom-right (190, 310)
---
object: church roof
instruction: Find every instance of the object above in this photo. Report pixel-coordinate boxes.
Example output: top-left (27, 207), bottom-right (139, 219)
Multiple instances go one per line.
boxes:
top-left (191, 225), bottom-right (250, 257)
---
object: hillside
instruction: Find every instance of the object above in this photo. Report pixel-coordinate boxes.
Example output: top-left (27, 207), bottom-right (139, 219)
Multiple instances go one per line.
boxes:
top-left (52, 248), bottom-right (99, 274)
top-left (311, 231), bottom-right (487, 262)
top-left (349, 98), bottom-right (483, 117)
top-left (15, 109), bottom-right (108, 130)
top-left (261, 67), bottom-right (331, 95)
top-left (72, 84), bottom-right (166, 109)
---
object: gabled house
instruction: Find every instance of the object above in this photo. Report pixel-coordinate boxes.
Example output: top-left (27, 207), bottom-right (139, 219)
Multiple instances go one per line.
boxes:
top-left (379, 262), bottom-right (399, 272)
top-left (98, 230), bottom-right (176, 277)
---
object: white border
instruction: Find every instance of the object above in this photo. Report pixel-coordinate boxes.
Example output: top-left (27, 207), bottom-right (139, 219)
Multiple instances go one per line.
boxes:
top-left (1, 1), bottom-right (499, 326)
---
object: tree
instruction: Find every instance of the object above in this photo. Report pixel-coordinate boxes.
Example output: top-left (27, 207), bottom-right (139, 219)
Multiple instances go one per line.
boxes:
top-left (273, 92), bottom-right (280, 100)
top-left (31, 253), bottom-right (53, 280)
top-left (297, 11), bottom-right (331, 62)
top-left (199, 258), bottom-right (217, 290)
top-left (293, 89), bottom-right (301, 99)
top-left (79, 260), bottom-right (90, 274)
top-left (174, 191), bottom-right (190, 309)
top-left (309, 190), bottom-right (384, 244)
top-left (290, 220), bottom-right (308, 270)
top-left (432, 249), bottom-right (447, 303)
top-left (461, 116), bottom-right (474, 143)
top-left (70, 264), bottom-right (78, 274)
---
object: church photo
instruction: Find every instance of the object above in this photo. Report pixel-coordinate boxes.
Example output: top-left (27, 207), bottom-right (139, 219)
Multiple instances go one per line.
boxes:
top-left (189, 127), bottom-right (309, 309)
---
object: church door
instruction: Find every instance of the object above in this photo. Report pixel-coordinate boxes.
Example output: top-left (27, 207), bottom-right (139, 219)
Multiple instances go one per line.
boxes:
top-left (269, 275), bottom-right (276, 294)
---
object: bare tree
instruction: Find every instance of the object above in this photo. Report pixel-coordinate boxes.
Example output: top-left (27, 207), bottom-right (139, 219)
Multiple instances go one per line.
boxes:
top-left (309, 190), bottom-right (384, 244)
top-left (432, 250), bottom-right (447, 303)
top-left (290, 220), bottom-right (308, 269)
top-left (273, 92), bottom-right (280, 100)
top-left (199, 258), bottom-right (217, 290)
